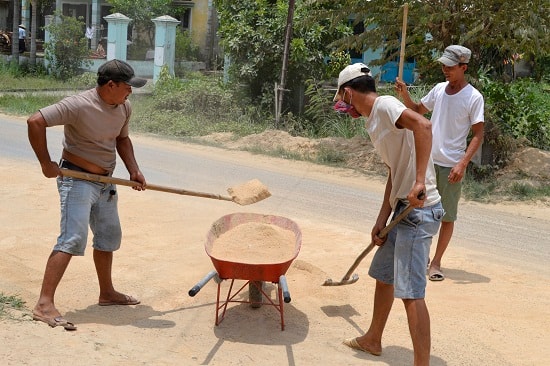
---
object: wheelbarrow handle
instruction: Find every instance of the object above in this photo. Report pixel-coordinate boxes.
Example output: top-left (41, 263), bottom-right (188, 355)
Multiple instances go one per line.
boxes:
top-left (189, 270), bottom-right (219, 297)
top-left (279, 275), bottom-right (291, 303)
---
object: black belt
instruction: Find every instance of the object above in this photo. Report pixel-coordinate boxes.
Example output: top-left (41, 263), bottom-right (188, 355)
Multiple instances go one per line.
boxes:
top-left (59, 159), bottom-right (110, 176)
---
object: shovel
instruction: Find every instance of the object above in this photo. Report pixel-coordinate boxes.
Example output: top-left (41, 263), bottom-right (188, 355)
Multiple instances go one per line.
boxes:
top-left (323, 196), bottom-right (420, 286)
top-left (60, 169), bottom-right (271, 205)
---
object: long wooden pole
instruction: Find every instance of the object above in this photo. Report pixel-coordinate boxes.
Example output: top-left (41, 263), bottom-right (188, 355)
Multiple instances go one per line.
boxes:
top-left (275, 0), bottom-right (295, 127)
top-left (398, 3), bottom-right (409, 81)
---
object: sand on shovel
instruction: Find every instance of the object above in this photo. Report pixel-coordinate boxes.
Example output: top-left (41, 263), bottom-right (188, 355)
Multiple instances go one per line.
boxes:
top-left (227, 179), bottom-right (271, 205)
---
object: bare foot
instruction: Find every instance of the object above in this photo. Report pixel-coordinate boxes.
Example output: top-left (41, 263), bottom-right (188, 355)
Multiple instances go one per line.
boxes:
top-left (32, 303), bottom-right (77, 330)
top-left (33, 303), bottom-right (62, 320)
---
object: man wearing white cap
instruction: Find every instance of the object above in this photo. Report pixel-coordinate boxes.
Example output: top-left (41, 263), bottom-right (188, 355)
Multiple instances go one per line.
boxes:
top-left (334, 63), bottom-right (443, 365)
top-left (395, 45), bottom-right (485, 282)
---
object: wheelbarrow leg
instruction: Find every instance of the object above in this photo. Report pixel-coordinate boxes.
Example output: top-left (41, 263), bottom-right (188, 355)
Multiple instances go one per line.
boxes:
top-left (215, 280), bottom-right (222, 325)
top-left (278, 285), bottom-right (285, 330)
top-left (278, 275), bottom-right (291, 331)
top-left (216, 279), bottom-right (236, 326)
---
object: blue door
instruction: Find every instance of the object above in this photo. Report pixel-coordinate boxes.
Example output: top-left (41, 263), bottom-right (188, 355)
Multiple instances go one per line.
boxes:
top-left (380, 60), bottom-right (416, 84)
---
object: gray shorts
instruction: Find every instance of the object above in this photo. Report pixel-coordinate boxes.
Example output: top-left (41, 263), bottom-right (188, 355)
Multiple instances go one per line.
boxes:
top-left (368, 201), bottom-right (444, 299)
top-left (54, 176), bottom-right (121, 256)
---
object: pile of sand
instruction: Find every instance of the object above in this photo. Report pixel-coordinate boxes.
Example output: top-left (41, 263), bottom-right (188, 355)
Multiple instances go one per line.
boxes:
top-left (210, 222), bottom-right (296, 263)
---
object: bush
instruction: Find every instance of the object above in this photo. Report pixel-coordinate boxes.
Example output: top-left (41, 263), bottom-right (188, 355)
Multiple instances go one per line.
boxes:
top-left (324, 51), bottom-right (351, 80)
top-left (303, 79), bottom-right (366, 138)
top-left (153, 67), bottom-right (237, 120)
top-left (175, 29), bottom-right (201, 61)
top-left (44, 11), bottom-right (91, 80)
top-left (0, 59), bottom-right (48, 78)
top-left (132, 67), bottom-right (268, 137)
top-left (67, 72), bottom-right (97, 89)
top-left (478, 75), bottom-right (550, 151)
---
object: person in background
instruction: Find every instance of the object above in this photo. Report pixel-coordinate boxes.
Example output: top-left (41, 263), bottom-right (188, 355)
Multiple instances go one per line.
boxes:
top-left (334, 63), bottom-right (443, 366)
top-left (395, 45), bottom-right (485, 281)
top-left (28, 59), bottom-right (147, 331)
top-left (18, 24), bottom-right (26, 53)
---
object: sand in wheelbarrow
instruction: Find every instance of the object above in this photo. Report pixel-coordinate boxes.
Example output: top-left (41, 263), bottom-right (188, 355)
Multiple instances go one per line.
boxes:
top-left (227, 179), bottom-right (271, 205)
top-left (210, 222), bottom-right (295, 264)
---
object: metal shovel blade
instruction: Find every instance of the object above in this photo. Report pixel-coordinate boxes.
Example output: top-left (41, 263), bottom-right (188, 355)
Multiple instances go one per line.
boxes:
top-left (322, 273), bottom-right (359, 286)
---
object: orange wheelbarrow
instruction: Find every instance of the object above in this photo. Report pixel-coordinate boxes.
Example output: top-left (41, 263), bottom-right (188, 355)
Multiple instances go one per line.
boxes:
top-left (189, 213), bottom-right (302, 330)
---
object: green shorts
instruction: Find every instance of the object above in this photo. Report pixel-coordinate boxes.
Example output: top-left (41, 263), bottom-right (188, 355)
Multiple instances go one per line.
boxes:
top-left (435, 165), bottom-right (462, 222)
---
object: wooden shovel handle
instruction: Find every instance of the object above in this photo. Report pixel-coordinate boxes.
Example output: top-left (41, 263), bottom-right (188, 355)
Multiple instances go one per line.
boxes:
top-left (339, 189), bottom-right (424, 282)
top-left (339, 203), bottom-right (415, 281)
top-left (60, 168), bottom-right (233, 202)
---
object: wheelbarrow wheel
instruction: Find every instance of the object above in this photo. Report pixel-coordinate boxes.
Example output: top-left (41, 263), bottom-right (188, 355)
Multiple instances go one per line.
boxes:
top-left (249, 281), bottom-right (264, 308)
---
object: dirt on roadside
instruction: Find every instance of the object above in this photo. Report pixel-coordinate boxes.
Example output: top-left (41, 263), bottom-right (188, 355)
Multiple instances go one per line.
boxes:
top-left (198, 130), bottom-right (550, 201)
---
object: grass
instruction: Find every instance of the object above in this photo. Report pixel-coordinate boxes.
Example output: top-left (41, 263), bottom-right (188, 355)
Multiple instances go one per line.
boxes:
top-left (462, 173), bottom-right (550, 202)
top-left (0, 70), bottom-right (96, 116)
top-left (0, 93), bottom-right (66, 116)
top-left (243, 145), bottom-right (305, 160)
top-left (0, 76), bottom-right (76, 90)
top-left (0, 292), bottom-right (29, 320)
top-left (462, 176), bottom-right (498, 201)
top-left (507, 182), bottom-right (550, 200)
top-left (130, 95), bottom-right (268, 139)
top-left (0, 68), bottom-right (96, 91)
top-left (316, 145), bottom-right (347, 165)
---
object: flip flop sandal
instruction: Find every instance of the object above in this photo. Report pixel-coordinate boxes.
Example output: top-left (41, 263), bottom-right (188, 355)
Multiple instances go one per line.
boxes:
top-left (342, 337), bottom-right (382, 356)
top-left (98, 294), bottom-right (140, 306)
top-left (428, 266), bottom-right (445, 281)
top-left (33, 314), bottom-right (77, 331)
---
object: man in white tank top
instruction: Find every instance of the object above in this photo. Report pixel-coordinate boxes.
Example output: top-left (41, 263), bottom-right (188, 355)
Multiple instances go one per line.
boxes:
top-left (334, 63), bottom-right (444, 366)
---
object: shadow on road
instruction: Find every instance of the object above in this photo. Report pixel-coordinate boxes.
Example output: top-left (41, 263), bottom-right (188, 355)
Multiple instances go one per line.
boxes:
top-left (441, 268), bottom-right (491, 284)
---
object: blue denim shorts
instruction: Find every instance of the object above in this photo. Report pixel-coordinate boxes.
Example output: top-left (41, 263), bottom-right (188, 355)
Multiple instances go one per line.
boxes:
top-left (368, 201), bottom-right (444, 299)
top-left (54, 176), bottom-right (122, 256)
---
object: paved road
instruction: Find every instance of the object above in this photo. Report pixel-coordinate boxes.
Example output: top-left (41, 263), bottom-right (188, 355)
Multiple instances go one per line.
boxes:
top-left (2, 114), bottom-right (548, 273)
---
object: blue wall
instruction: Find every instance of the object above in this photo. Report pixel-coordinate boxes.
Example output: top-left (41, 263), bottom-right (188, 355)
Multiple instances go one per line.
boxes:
top-left (351, 47), bottom-right (416, 84)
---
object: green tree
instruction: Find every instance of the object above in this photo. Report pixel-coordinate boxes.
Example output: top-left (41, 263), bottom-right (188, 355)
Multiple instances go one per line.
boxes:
top-left (108, 0), bottom-right (174, 47)
top-left (308, 0), bottom-right (550, 82)
top-left (215, 0), bottom-right (351, 113)
top-left (44, 12), bottom-right (91, 80)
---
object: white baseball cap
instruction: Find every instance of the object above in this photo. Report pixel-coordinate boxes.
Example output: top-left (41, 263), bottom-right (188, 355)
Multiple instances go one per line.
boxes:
top-left (333, 63), bottom-right (372, 101)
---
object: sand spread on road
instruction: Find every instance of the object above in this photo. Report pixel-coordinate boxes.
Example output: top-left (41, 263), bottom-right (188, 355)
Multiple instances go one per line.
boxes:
top-left (210, 222), bottom-right (296, 264)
